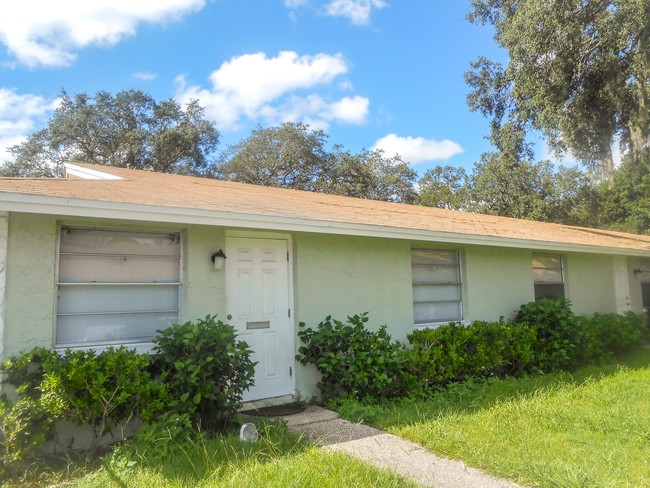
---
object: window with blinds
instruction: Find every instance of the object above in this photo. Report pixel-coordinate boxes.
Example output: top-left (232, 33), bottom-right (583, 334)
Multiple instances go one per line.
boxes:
top-left (411, 249), bottom-right (463, 325)
top-left (532, 254), bottom-right (565, 301)
top-left (56, 227), bottom-right (181, 347)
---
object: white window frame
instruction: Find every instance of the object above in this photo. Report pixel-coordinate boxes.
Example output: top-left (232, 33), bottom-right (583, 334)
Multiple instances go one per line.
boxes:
top-left (55, 226), bottom-right (182, 349)
top-left (411, 248), bottom-right (464, 327)
top-left (532, 253), bottom-right (566, 301)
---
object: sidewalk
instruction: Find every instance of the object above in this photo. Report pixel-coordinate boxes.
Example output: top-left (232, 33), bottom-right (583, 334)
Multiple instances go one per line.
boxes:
top-left (280, 405), bottom-right (523, 488)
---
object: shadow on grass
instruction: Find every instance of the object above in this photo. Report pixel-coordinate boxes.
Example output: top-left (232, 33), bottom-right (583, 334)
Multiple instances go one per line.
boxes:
top-left (331, 346), bottom-right (650, 430)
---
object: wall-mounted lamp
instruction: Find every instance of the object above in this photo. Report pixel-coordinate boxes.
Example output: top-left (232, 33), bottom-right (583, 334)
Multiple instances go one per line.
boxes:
top-left (633, 268), bottom-right (643, 278)
top-left (211, 249), bottom-right (227, 270)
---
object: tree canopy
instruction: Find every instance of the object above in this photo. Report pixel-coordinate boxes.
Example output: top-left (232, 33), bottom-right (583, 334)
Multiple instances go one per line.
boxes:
top-left (416, 123), bottom-right (600, 227)
top-left (596, 157), bottom-right (650, 235)
top-left (216, 123), bottom-right (328, 191)
top-left (2, 89), bottom-right (220, 177)
top-left (466, 0), bottom-right (650, 176)
top-left (416, 165), bottom-right (468, 210)
top-left (217, 122), bottom-right (417, 203)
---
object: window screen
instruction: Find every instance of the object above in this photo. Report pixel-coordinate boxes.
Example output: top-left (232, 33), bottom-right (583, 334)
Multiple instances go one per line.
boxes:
top-left (411, 249), bottom-right (462, 325)
top-left (533, 254), bottom-right (565, 301)
top-left (57, 228), bottom-right (181, 347)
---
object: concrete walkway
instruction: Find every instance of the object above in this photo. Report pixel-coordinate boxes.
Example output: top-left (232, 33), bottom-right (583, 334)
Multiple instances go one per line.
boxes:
top-left (280, 406), bottom-right (523, 488)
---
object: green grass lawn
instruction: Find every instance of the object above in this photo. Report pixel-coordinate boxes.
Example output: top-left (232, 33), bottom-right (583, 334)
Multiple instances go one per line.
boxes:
top-left (333, 347), bottom-right (650, 487)
top-left (7, 348), bottom-right (650, 487)
top-left (12, 422), bottom-right (416, 488)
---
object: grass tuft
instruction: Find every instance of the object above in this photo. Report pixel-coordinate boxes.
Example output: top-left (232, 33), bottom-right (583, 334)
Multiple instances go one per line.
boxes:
top-left (69, 420), bottom-right (417, 488)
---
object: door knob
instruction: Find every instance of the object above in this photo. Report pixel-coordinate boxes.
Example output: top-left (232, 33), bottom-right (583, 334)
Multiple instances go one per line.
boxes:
top-left (227, 314), bottom-right (232, 320)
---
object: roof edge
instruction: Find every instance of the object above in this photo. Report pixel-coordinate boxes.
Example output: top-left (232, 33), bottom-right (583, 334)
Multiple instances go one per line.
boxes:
top-left (2, 193), bottom-right (648, 257)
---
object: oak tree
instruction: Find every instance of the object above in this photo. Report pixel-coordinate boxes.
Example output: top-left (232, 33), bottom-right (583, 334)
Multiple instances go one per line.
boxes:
top-left (2, 89), bottom-right (219, 177)
top-left (467, 0), bottom-right (650, 177)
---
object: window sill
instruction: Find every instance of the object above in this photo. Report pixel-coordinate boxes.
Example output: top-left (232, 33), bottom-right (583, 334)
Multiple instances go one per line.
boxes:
top-left (413, 320), bottom-right (469, 330)
top-left (54, 342), bottom-right (156, 355)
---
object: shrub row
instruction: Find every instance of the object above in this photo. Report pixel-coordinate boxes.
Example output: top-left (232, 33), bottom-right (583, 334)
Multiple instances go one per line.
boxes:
top-left (0, 315), bottom-right (254, 475)
top-left (407, 320), bottom-right (537, 387)
top-left (297, 299), bottom-right (648, 400)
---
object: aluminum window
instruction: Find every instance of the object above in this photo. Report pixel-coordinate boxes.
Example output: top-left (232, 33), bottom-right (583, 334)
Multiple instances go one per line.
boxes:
top-left (411, 249), bottom-right (463, 325)
top-left (532, 254), bottom-right (565, 301)
top-left (56, 227), bottom-right (181, 347)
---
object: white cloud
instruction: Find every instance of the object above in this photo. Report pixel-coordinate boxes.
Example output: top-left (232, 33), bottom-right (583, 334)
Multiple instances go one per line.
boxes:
top-left (372, 134), bottom-right (464, 164)
top-left (133, 71), bottom-right (157, 81)
top-left (284, 0), bottom-right (309, 7)
top-left (0, 88), bottom-right (58, 162)
top-left (0, 0), bottom-right (205, 67)
top-left (329, 96), bottom-right (368, 123)
top-left (325, 0), bottom-right (387, 25)
top-left (175, 50), bottom-right (368, 131)
top-left (259, 94), bottom-right (368, 127)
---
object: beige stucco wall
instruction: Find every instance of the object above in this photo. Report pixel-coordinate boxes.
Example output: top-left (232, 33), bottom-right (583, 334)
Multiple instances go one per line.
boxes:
top-left (463, 245), bottom-right (535, 321)
top-left (4, 213), bottom-right (58, 357)
top-left (0, 212), bottom-right (7, 364)
top-left (292, 233), bottom-right (414, 398)
top-left (1, 211), bottom-right (647, 400)
top-left (184, 226), bottom-right (227, 321)
top-left (564, 253), bottom-right (618, 315)
top-left (293, 233), bottom-right (413, 337)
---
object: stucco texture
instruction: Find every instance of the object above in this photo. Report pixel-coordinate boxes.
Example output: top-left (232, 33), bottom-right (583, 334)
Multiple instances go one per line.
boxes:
top-left (184, 225), bottom-right (227, 321)
top-left (293, 233), bottom-right (413, 337)
top-left (292, 233), bottom-right (413, 398)
top-left (5, 213), bottom-right (58, 357)
top-left (463, 245), bottom-right (534, 321)
top-left (565, 253), bottom-right (617, 315)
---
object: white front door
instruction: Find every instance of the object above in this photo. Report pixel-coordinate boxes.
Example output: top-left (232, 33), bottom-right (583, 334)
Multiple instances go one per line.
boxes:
top-left (226, 237), bottom-right (293, 401)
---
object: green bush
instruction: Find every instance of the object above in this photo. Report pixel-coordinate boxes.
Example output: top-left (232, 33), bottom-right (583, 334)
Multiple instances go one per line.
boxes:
top-left (407, 320), bottom-right (537, 387)
top-left (1, 346), bottom-right (167, 462)
top-left (515, 298), bottom-right (580, 371)
top-left (296, 313), bottom-right (413, 401)
top-left (577, 312), bottom-right (648, 363)
top-left (0, 395), bottom-right (59, 478)
top-left (48, 347), bottom-right (168, 455)
top-left (591, 312), bottom-right (647, 352)
top-left (152, 315), bottom-right (256, 432)
top-left (1, 348), bottom-right (73, 473)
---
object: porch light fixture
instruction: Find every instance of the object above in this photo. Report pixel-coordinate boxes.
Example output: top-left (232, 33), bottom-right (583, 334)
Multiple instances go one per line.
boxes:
top-left (211, 249), bottom-right (227, 270)
top-left (633, 268), bottom-right (643, 278)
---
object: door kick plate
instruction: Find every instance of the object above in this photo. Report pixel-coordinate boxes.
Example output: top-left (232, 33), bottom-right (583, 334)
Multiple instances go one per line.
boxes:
top-left (246, 321), bottom-right (270, 330)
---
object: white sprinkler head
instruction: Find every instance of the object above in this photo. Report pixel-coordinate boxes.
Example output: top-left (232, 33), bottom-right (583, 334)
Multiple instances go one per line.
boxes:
top-left (239, 423), bottom-right (259, 442)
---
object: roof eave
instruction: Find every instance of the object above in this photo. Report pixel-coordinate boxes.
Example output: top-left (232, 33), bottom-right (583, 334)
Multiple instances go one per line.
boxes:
top-left (1, 193), bottom-right (648, 257)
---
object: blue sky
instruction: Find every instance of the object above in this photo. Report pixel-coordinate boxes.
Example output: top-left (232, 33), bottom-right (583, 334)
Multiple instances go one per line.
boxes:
top-left (0, 0), bottom-right (517, 176)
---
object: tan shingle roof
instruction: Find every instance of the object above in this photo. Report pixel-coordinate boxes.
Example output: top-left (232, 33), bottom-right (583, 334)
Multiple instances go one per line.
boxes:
top-left (0, 163), bottom-right (649, 254)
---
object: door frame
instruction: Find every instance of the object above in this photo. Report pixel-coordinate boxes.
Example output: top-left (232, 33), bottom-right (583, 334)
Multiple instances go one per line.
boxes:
top-left (225, 230), bottom-right (296, 400)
